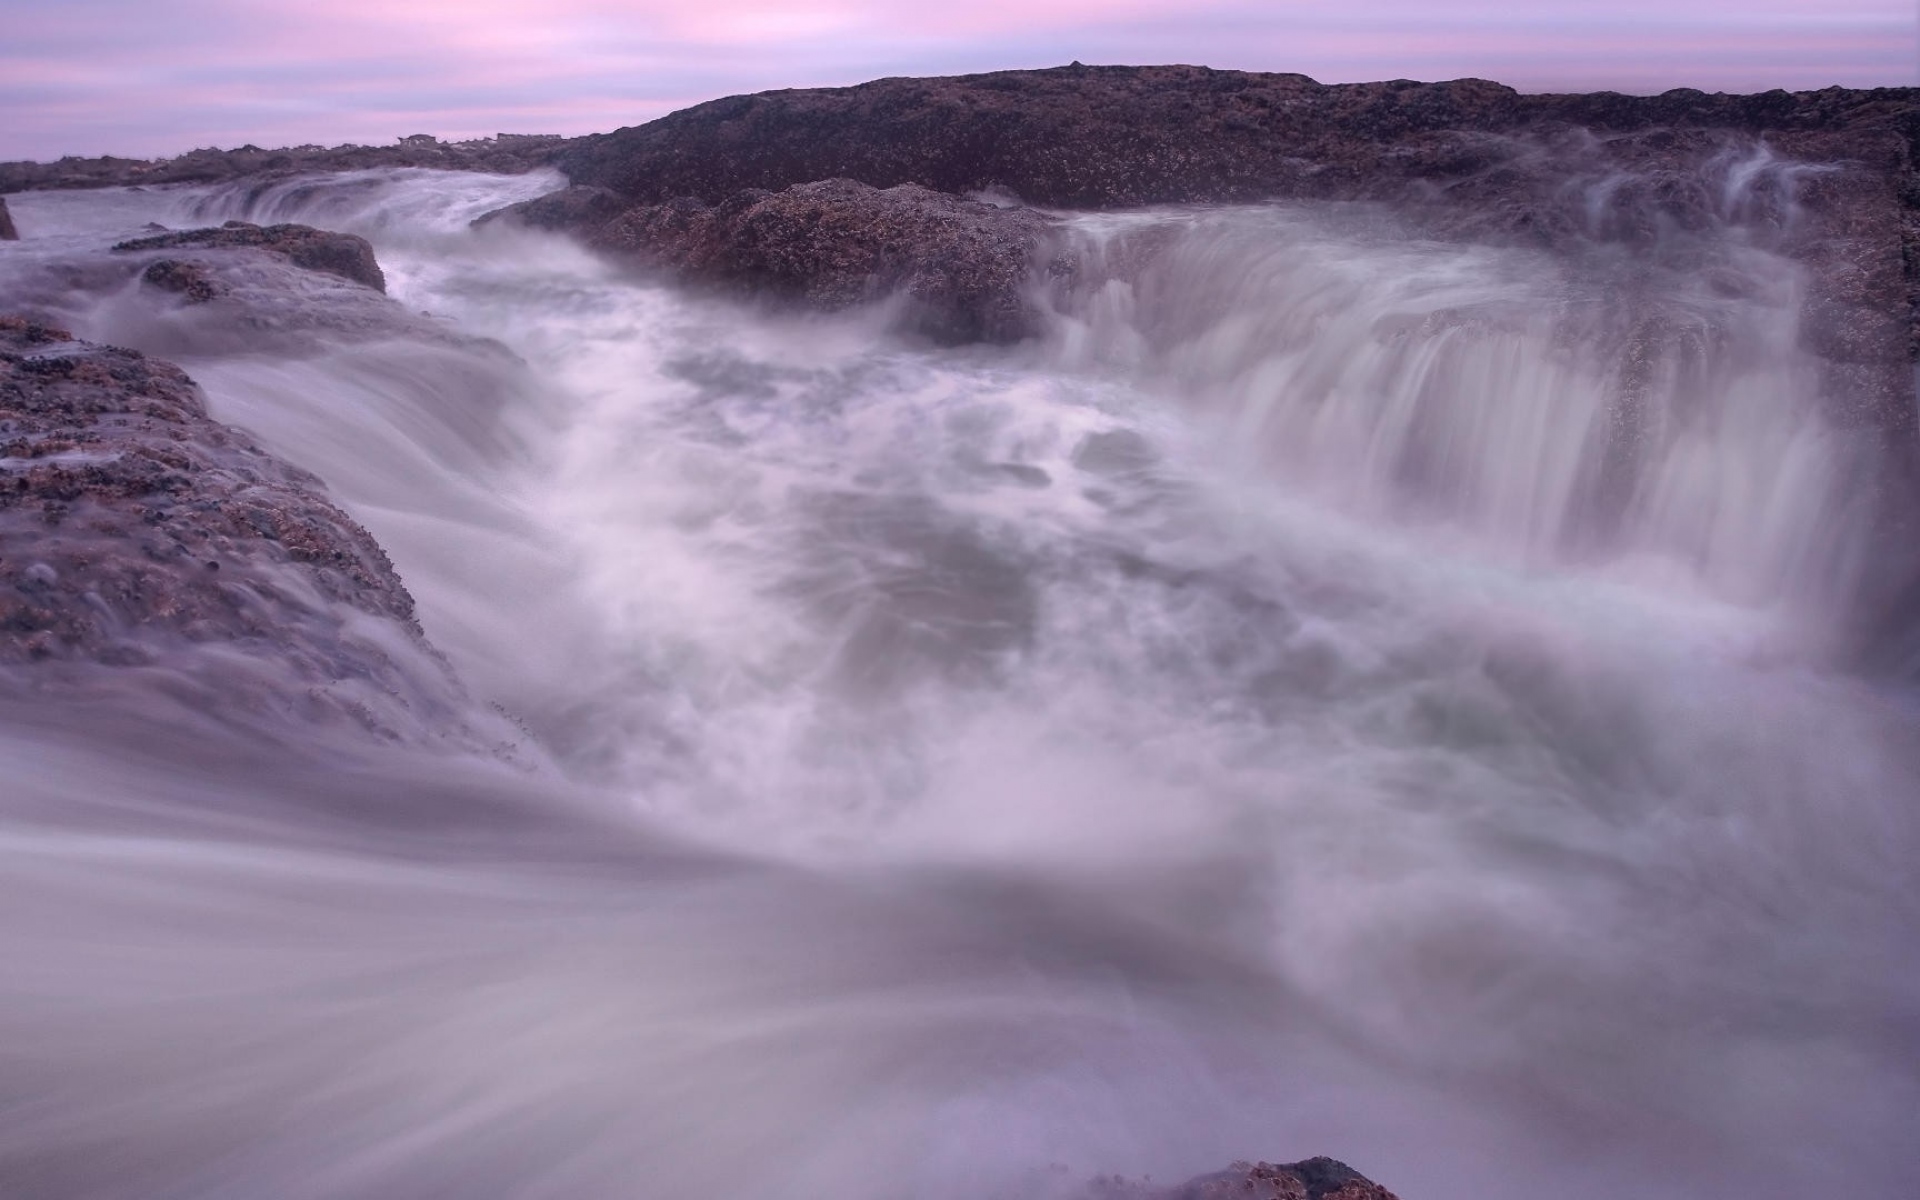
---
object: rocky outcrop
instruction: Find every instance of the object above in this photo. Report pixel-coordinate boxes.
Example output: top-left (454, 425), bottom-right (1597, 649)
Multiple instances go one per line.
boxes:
top-left (0, 319), bottom-right (398, 642)
top-left (0, 196), bottom-right (16, 240)
top-left (139, 259), bottom-right (221, 303)
top-left (0, 316), bottom-right (494, 743)
top-left (0, 133), bottom-right (565, 193)
top-left (114, 221), bottom-right (386, 292)
top-left (590, 179), bottom-right (1062, 342)
top-left (1096, 1157), bottom-right (1400, 1200)
top-left (559, 65), bottom-right (1916, 214)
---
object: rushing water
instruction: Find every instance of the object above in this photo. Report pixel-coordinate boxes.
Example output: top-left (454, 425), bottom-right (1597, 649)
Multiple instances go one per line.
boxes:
top-left (1, 167), bottom-right (1917, 1200)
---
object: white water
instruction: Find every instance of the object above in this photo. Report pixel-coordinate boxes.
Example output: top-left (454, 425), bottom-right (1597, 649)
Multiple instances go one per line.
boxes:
top-left (1, 168), bottom-right (1916, 1199)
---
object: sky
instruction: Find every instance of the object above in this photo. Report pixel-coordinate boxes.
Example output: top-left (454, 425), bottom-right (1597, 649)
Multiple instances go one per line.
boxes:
top-left (3, 0), bottom-right (1914, 161)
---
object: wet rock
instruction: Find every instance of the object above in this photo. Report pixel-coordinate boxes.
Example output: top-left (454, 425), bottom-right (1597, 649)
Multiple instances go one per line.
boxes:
top-left (139, 259), bottom-right (220, 303)
top-left (0, 316), bottom-right (473, 742)
top-left (1073, 429), bottom-right (1159, 476)
top-left (472, 184), bottom-right (627, 235)
top-left (113, 221), bottom-right (386, 292)
top-left (0, 315), bottom-right (414, 638)
top-left (591, 179), bottom-right (1063, 342)
top-left (0, 196), bottom-right (16, 240)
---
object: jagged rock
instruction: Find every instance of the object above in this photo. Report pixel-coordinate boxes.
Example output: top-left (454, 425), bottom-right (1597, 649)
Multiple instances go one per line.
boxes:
top-left (1093, 1157), bottom-right (1401, 1200)
top-left (590, 179), bottom-right (1063, 342)
top-left (139, 259), bottom-right (220, 303)
top-left (0, 316), bottom-right (473, 741)
top-left (0, 316), bottom-right (414, 641)
top-left (473, 184), bottom-right (627, 235)
top-left (113, 221), bottom-right (386, 292)
top-left (0, 196), bottom-right (16, 240)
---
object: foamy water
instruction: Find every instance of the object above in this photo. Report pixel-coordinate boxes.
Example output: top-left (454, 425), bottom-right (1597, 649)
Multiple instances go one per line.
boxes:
top-left (0, 166), bottom-right (1915, 1199)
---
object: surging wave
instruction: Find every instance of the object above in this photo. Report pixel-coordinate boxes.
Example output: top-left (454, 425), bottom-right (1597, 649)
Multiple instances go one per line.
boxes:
top-left (0, 163), bottom-right (1916, 1200)
top-left (1037, 149), bottom-right (1882, 621)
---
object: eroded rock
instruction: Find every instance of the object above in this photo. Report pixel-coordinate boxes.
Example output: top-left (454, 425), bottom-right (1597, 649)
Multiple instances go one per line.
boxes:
top-left (591, 179), bottom-right (1063, 342)
top-left (0, 316), bottom-right (474, 743)
top-left (139, 259), bottom-right (220, 303)
top-left (114, 221), bottom-right (386, 292)
top-left (0, 196), bottom-right (16, 241)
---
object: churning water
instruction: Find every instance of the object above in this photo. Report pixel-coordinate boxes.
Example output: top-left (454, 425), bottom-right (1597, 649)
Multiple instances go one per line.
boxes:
top-left (1, 165), bottom-right (1916, 1199)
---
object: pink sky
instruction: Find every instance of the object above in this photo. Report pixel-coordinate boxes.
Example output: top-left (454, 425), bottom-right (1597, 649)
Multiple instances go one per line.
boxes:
top-left (2, 0), bottom-right (1913, 160)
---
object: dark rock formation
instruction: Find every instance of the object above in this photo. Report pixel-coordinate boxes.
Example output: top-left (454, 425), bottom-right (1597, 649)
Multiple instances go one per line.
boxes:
top-left (473, 184), bottom-right (627, 235)
top-left (0, 133), bottom-right (565, 193)
top-left (113, 221), bottom-right (386, 292)
top-left (139, 259), bottom-right (220, 303)
top-left (1096, 1157), bottom-right (1401, 1200)
top-left (590, 179), bottom-right (1062, 342)
top-left (0, 316), bottom-right (514, 747)
top-left (560, 65), bottom-right (1915, 214)
top-left (0, 196), bottom-right (16, 240)
top-left (0, 317), bottom-right (416, 671)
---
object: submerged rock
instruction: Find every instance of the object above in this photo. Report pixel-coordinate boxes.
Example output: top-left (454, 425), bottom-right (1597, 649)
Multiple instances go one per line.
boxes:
top-left (113, 221), bottom-right (386, 292)
top-left (139, 258), bottom-right (221, 303)
top-left (0, 196), bottom-right (16, 240)
top-left (591, 178), bottom-right (1063, 342)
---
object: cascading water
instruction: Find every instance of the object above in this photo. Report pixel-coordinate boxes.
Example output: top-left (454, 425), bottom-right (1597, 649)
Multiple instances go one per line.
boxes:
top-left (1042, 158), bottom-right (1878, 621)
top-left (1, 163), bottom-right (1916, 1200)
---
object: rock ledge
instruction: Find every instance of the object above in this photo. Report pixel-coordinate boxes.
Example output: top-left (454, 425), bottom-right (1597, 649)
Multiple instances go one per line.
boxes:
top-left (589, 178), bottom-right (1060, 342)
top-left (114, 221), bottom-right (387, 292)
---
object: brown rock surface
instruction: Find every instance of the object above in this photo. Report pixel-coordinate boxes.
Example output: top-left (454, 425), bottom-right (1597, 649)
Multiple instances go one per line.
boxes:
top-left (0, 316), bottom-right (472, 741)
top-left (113, 221), bottom-right (387, 292)
top-left (0, 316), bottom-right (414, 643)
top-left (139, 259), bottom-right (221, 303)
top-left (590, 178), bottom-right (1062, 342)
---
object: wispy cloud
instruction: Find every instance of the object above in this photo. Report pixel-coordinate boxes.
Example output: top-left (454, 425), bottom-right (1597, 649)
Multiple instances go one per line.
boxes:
top-left (1, 0), bottom-right (1912, 160)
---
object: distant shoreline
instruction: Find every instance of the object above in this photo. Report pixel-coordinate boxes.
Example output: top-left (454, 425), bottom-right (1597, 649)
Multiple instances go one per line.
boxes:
top-left (0, 132), bottom-right (567, 193)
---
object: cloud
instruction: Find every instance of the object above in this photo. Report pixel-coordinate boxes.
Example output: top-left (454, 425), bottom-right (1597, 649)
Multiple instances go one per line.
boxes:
top-left (0, 0), bottom-right (1911, 160)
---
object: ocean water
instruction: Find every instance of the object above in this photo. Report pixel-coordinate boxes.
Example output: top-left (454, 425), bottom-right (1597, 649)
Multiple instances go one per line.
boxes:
top-left (1, 165), bottom-right (1916, 1199)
